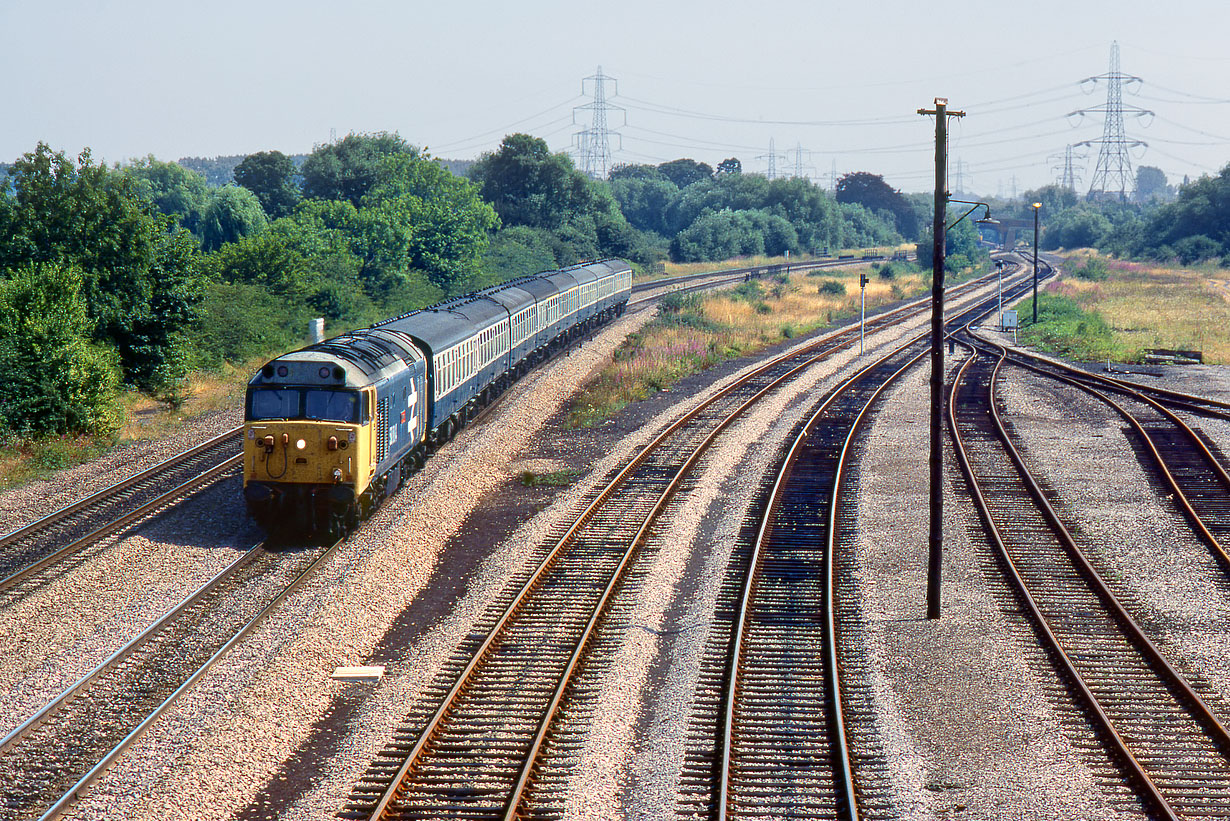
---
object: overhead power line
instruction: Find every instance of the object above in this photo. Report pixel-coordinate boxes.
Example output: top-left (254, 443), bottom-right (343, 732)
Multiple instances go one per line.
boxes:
top-left (428, 97), bottom-right (582, 153)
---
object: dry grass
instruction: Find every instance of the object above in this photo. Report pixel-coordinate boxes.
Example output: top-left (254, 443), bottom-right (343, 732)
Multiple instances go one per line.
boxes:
top-left (0, 358), bottom-right (259, 490)
top-left (1051, 252), bottom-right (1230, 363)
top-left (570, 263), bottom-right (929, 426)
top-left (119, 360), bottom-right (254, 441)
top-left (628, 246), bottom-right (914, 284)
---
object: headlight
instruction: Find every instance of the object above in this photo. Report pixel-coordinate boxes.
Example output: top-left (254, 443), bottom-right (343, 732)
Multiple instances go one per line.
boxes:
top-left (296, 438), bottom-right (306, 450)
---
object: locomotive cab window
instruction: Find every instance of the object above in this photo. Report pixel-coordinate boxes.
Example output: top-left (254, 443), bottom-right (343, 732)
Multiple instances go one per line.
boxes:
top-left (246, 387), bottom-right (362, 423)
top-left (304, 389), bottom-right (360, 423)
top-left (248, 388), bottom-right (300, 420)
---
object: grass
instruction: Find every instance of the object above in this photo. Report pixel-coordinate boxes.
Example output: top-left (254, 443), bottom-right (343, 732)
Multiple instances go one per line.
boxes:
top-left (518, 468), bottom-right (583, 487)
top-left (0, 433), bottom-right (116, 493)
top-left (0, 355), bottom-right (266, 491)
top-left (1019, 252), bottom-right (1230, 364)
top-left (569, 261), bottom-right (932, 427)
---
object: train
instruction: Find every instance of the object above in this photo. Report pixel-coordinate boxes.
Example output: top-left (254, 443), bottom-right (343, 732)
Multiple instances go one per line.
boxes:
top-left (242, 259), bottom-right (633, 536)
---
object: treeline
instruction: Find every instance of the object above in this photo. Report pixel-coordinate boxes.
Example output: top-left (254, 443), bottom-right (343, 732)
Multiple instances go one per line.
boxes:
top-left (608, 162), bottom-right (906, 262)
top-left (0, 130), bottom-right (930, 441)
top-left (1029, 163), bottom-right (1230, 266)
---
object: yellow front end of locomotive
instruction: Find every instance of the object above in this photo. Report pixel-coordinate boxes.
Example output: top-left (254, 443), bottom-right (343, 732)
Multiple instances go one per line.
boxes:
top-left (243, 420), bottom-right (373, 496)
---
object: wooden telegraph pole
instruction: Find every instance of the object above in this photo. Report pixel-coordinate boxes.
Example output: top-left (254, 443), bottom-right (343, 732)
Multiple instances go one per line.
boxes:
top-left (917, 98), bottom-right (963, 620)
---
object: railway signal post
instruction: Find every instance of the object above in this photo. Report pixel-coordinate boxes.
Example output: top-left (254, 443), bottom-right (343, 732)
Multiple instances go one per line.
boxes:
top-left (859, 271), bottom-right (868, 355)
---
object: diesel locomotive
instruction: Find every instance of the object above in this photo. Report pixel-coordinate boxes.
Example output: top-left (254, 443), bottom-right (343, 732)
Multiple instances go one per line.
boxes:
top-left (242, 259), bottom-right (632, 536)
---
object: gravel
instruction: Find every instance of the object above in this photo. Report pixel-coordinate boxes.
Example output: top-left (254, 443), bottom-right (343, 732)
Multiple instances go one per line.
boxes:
top-left (20, 266), bottom-right (1213, 820)
top-left (0, 479), bottom-right (261, 737)
top-left (998, 366), bottom-right (1230, 713)
top-left (845, 360), bottom-right (1145, 821)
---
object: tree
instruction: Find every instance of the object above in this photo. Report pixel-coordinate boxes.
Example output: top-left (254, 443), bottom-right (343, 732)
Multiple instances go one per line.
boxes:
top-left (1042, 208), bottom-right (1111, 250)
top-left (670, 209), bottom-right (762, 262)
top-left (1136, 165), bottom-right (1169, 203)
top-left (914, 214), bottom-right (988, 273)
top-left (469, 134), bottom-right (632, 265)
top-left (469, 134), bottom-right (589, 230)
top-left (200, 185), bottom-right (269, 252)
top-left (610, 174), bottom-right (678, 235)
top-left (361, 152), bottom-right (498, 293)
top-left (716, 157), bottom-right (742, 175)
top-left (234, 150), bottom-right (301, 219)
top-left (0, 143), bottom-right (202, 395)
top-left (300, 132), bottom-right (416, 205)
top-left (477, 226), bottom-right (558, 286)
top-left (608, 163), bottom-right (663, 182)
top-left (1143, 164), bottom-right (1230, 257)
top-left (835, 171), bottom-right (919, 239)
top-left (1020, 184), bottom-right (1078, 218)
top-left (123, 156), bottom-right (210, 234)
top-left (177, 155), bottom-right (245, 187)
top-left (657, 158), bottom-right (713, 189)
top-left (0, 262), bottom-right (121, 436)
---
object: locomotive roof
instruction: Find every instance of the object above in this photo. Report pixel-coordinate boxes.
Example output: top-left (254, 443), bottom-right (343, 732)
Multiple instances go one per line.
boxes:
top-left (249, 327), bottom-right (424, 390)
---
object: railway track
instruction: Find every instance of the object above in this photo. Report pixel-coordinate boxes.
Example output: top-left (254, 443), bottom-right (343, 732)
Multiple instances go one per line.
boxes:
top-left (0, 255), bottom-right (1014, 820)
top-left (711, 340), bottom-right (928, 820)
top-left (0, 537), bottom-right (344, 821)
top-left (966, 329), bottom-right (1230, 569)
top-left (0, 255), bottom-right (893, 601)
top-left (949, 339), bottom-right (1230, 818)
top-left (0, 430), bottom-right (243, 591)
top-left (339, 262), bottom-right (1040, 820)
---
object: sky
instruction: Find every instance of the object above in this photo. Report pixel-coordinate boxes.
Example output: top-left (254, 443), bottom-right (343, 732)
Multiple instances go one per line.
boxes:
top-left (3, 0), bottom-right (1228, 196)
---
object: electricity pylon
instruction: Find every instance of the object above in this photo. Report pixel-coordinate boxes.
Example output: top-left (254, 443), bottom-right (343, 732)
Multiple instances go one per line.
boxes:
top-left (573, 66), bottom-right (625, 179)
top-left (1070, 41), bottom-right (1152, 201)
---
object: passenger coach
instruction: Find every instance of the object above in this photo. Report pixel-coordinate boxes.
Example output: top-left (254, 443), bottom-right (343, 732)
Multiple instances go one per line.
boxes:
top-left (243, 259), bottom-right (632, 536)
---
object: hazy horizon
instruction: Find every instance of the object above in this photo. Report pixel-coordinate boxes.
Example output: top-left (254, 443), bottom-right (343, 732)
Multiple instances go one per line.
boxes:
top-left (3, 0), bottom-right (1227, 196)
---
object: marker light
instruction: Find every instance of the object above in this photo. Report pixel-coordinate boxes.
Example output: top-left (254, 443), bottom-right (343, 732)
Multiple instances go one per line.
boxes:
top-left (296, 438), bottom-right (307, 450)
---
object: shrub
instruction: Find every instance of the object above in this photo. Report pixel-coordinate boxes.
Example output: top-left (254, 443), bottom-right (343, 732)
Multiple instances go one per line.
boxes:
top-left (1173, 235), bottom-right (1224, 265)
top-left (817, 279), bottom-right (846, 296)
top-left (731, 281), bottom-right (764, 303)
top-left (0, 263), bottom-right (122, 437)
top-left (191, 281), bottom-right (311, 368)
top-left (1070, 256), bottom-right (1109, 281)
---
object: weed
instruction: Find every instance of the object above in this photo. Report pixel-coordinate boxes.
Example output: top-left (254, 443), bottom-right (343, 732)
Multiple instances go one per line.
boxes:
top-left (568, 263), bottom-right (929, 427)
top-left (519, 469), bottom-right (581, 487)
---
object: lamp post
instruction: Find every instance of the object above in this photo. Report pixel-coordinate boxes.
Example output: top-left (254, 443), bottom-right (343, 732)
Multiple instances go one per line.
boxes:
top-left (1031, 202), bottom-right (1041, 323)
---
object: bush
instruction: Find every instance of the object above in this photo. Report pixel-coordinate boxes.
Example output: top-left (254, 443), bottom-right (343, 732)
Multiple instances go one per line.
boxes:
top-left (817, 279), bottom-right (846, 296)
top-left (0, 263), bottom-right (122, 436)
top-left (731, 281), bottom-right (764, 302)
top-left (1070, 256), bottom-right (1109, 281)
top-left (1173, 235), bottom-right (1224, 265)
top-left (191, 281), bottom-right (311, 368)
top-left (877, 262), bottom-right (897, 280)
